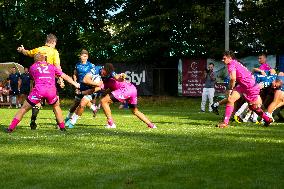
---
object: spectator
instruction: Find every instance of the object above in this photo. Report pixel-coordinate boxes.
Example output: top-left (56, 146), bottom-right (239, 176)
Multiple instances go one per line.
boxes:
top-left (0, 80), bottom-right (5, 102)
top-left (19, 67), bottom-right (32, 106)
top-left (7, 67), bottom-right (21, 108)
top-left (200, 63), bottom-right (216, 112)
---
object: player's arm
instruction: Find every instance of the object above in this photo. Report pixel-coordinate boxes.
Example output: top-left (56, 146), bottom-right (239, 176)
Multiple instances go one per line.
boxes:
top-left (229, 70), bottom-right (236, 91)
top-left (53, 50), bottom-right (61, 70)
top-left (253, 67), bottom-right (266, 75)
top-left (60, 73), bottom-right (80, 89)
top-left (17, 46), bottom-right (38, 58)
top-left (73, 69), bottom-right (78, 82)
top-left (113, 73), bottom-right (126, 82)
top-left (76, 88), bottom-right (100, 96)
top-left (83, 73), bottom-right (103, 87)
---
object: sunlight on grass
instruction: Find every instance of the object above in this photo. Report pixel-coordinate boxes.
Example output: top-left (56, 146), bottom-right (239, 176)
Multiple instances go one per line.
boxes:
top-left (0, 97), bottom-right (284, 188)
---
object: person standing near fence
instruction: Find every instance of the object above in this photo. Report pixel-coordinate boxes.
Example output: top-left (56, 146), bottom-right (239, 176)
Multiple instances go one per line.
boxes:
top-left (8, 67), bottom-right (21, 108)
top-left (19, 67), bottom-right (32, 106)
top-left (200, 63), bottom-right (216, 112)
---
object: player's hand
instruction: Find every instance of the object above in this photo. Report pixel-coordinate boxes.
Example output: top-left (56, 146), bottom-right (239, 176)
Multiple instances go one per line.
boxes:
top-left (75, 89), bottom-right (82, 95)
top-left (75, 83), bottom-right (80, 89)
top-left (17, 45), bottom-right (25, 53)
top-left (120, 73), bottom-right (126, 80)
top-left (261, 70), bottom-right (266, 76)
top-left (228, 90), bottom-right (233, 96)
top-left (259, 82), bottom-right (264, 89)
top-left (59, 80), bottom-right (65, 88)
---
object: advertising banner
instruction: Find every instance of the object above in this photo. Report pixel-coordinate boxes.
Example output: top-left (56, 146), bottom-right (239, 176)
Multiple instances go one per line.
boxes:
top-left (113, 63), bottom-right (153, 95)
top-left (178, 59), bottom-right (206, 96)
top-left (178, 55), bottom-right (276, 97)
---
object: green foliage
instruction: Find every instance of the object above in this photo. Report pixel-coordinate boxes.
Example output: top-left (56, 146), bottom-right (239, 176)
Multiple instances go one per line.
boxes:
top-left (0, 0), bottom-right (284, 66)
top-left (0, 97), bottom-right (284, 188)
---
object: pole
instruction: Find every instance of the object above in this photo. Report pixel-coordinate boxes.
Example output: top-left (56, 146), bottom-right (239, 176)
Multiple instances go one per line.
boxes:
top-left (225, 0), bottom-right (229, 51)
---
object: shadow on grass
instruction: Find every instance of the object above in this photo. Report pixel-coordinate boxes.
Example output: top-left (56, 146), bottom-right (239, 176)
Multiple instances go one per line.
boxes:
top-left (1, 125), bottom-right (284, 188)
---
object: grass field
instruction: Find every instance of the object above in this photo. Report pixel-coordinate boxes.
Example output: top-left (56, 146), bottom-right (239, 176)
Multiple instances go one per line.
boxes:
top-left (1, 97), bottom-right (284, 189)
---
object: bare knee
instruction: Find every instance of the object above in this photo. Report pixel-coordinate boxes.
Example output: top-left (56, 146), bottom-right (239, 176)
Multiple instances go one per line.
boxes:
top-left (131, 108), bottom-right (139, 115)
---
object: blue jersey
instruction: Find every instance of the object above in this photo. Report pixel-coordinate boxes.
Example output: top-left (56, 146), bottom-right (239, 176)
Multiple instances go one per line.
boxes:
top-left (8, 73), bottom-right (20, 88)
top-left (89, 65), bottom-right (117, 81)
top-left (254, 73), bottom-right (277, 88)
top-left (75, 61), bottom-right (96, 84)
top-left (75, 61), bottom-right (95, 91)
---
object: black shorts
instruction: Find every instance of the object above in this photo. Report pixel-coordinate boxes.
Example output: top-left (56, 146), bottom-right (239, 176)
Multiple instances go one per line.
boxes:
top-left (20, 88), bottom-right (30, 95)
top-left (10, 87), bottom-right (19, 95)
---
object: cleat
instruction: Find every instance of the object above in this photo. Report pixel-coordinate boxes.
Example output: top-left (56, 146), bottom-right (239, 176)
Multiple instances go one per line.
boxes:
top-left (5, 128), bottom-right (14, 133)
top-left (30, 120), bottom-right (37, 130)
top-left (211, 104), bottom-right (219, 115)
top-left (65, 120), bottom-right (74, 129)
top-left (255, 120), bottom-right (261, 125)
top-left (216, 122), bottom-right (228, 128)
top-left (64, 117), bottom-right (70, 123)
top-left (60, 128), bottom-right (67, 132)
top-left (263, 118), bottom-right (273, 127)
top-left (105, 123), bottom-right (116, 129)
top-left (233, 115), bottom-right (243, 123)
top-left (148, 124), bottom-right (157, 129)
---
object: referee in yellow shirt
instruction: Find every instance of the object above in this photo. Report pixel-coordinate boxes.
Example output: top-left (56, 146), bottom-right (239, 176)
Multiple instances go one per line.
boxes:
top-left (17, 34), bottom-right (64, 130)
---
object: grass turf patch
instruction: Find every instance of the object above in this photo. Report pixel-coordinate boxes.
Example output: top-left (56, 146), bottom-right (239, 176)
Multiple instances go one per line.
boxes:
top-left (0, 97), bottom-right (284, 189)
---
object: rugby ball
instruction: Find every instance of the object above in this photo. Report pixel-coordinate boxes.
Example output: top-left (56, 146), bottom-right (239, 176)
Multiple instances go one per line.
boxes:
top-left (92, 74), bottom-right (102, 83)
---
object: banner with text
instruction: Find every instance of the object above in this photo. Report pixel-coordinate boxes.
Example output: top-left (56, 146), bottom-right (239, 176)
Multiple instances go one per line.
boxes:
top-left (178, 55), bottom-right (276, 97)
top-left (113, 63), bottom-right (153, 95)
top-left (178, 59), bottom-right (206, 96)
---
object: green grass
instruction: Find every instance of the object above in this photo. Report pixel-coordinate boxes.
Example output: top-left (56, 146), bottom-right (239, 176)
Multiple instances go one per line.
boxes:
top-left (0, 97), bottom-right (284, 189)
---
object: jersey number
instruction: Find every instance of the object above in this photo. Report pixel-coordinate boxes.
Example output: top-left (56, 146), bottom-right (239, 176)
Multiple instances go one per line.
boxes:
top-left (37, 66), bottom-right (49, 74)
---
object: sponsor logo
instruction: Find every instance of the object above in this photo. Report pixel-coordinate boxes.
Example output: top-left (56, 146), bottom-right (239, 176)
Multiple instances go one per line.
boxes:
top-left (125, 70), bottom-right (146, 85)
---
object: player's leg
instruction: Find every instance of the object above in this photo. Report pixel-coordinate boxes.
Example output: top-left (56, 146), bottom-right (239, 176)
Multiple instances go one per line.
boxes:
top-left (6, 100), bottom-right (33, 132)
top-left (89, 92), bottom-right (102, 117)
top-left (52, 100), bottom-right (66, 131)
top-left (218, 90), bottom-right (241, 128)
top-left (212, 95), bottom-right (229, 115)
top-left (30, 103), bottom-right (41, 130)
top-left (100, 93), bottom-right (116, 128)
top-left (129, 105), bottom-right (156, 128)
top-left (267, 90), bottom-right (284, 116)
top-left (200, 88), bottom-right (207, 112)
top-left (66, 96), bottom-right (91, 128)
top-left (248, 96), bottom-right (272, 126)
top-left (65, 97), bottom-right (81, 122)
top-left (234, 102), bottom-right (248, 123)
top-left (208, 88), bottom-right (215, 112)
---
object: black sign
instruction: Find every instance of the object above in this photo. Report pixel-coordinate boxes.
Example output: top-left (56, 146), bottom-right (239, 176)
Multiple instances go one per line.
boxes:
top-left (113, 63), bottom-right (153, 96)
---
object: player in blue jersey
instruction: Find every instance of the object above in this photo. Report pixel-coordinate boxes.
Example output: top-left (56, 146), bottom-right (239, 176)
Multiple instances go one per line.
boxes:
top-left (65, 63), bottom-right (115, 128)
top-left (65, 63), bottom-right (126, 128)
top-left (65, 49), bottom-right (98, 122)
top-left (265, 73), bottom-right (284, 123)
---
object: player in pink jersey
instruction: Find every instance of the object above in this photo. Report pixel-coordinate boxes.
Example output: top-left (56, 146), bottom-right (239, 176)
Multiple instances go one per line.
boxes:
top-left (253, 53), bottom-right (274, 76)
top-left (101, 76), bottom-right (156, 129)
top-left (6, 53), bottom-right (80, 133)
top-left (217, 51), bottom-right (273, 128)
